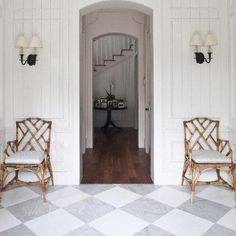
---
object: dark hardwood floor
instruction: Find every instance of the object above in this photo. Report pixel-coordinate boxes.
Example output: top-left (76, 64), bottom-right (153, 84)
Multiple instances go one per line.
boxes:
top-left (81, 128), bottom-right (153, 184)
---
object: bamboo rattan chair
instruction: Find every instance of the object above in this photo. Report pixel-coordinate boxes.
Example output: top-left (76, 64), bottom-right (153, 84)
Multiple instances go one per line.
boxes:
top-left (182, 117), bottom-right (236, 202)
top-left (0, 118), bottom-right (54, 202)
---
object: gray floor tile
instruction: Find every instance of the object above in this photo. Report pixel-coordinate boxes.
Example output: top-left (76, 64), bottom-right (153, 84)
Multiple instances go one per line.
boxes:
top-left (0, 224), bottom-right (36, 236)
top-left (169, 184), bottom-right (207, 194)
top-left (7, 197), bottom-right (58, 222)
top-left (63, 225), bottom-right (105, 236)
top-left (120, 184), bottom-right (159, 195)
top-left (121, 197), bottom-right (173, 223)
top-left (65, 197), bottom-right (115, 223)
top-left (74, 184), bottom-right (115, 195)
top-left (203, 224), bottom-right (236, 236)
top-left (134, 225), bottom-right (174, 236)
top-left (27, 185), bottom-right (66, 195)
top-left (1, 185), bottom-right (235, 236)
top-left (178, 196), bottom-right (230, 222)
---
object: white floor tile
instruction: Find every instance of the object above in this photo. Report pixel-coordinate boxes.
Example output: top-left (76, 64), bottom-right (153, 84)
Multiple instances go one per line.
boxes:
top-left (217, 209), bottom-right (236, 231)
top-left (0, 209), bottom-right (21, 232)
top-left (47, 186), bottom-right (89, 207)
top-left (89, 209), bottom-right (148, 236)
top-left (25, 209), bottom-right (84, 236)
top-left (94, 186), bottom-right (141, 208)
top-left (1, 187), bottom-right (39, 207)
top-left (197, 186), bottom-right (235, 207)
top-left (154, 209), bottom-right (213, 236)
top-left (145, 186), bottom-right (190, 207)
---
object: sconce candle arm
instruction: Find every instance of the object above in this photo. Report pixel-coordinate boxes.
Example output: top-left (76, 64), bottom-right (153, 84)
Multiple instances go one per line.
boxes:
top-left (204, 52), bottom-right (212, 64)
top-left (20, 54), bottom-right (28, 65)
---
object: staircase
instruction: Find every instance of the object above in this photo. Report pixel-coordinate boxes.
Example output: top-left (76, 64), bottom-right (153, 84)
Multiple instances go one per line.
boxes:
top-left (93, 35), bottom-right (136, 75)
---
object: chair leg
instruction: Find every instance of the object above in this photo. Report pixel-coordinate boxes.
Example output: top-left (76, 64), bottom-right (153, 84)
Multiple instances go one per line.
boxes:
top-left (0, 165), bottom-right (7, 203)
top-left (231, 164), bottom-right (236, 202)
top-left (181, 159), bottom-right (188, 186)
top-left (40, 164), bottom-right (47, 202)
top-left (47, 161), bottom-right (54, 186)
top-left (234, 174), bottom-right (236, 202)
top-left (190, 165), bottom-right (196, 203)
top-left (0, 167), bottom-right (3, 203)
top-left (216, 169), bottom-right (221, 182)
top-left (15, 170), bottom-right (19, 182)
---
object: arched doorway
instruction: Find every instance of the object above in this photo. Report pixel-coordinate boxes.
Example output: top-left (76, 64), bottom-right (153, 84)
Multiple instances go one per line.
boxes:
top-left (74, 1), bottom-right (161, 184)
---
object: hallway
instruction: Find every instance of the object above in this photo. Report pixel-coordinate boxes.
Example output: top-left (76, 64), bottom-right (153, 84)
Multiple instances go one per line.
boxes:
top-left (81, 128), bottom-right (152, 184)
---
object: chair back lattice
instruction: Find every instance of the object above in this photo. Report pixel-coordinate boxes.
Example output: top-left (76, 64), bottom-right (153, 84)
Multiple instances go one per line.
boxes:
top-left (16, 118), bottom-right (52, 152)
top-left (184, 117), bottom-right (219, 151)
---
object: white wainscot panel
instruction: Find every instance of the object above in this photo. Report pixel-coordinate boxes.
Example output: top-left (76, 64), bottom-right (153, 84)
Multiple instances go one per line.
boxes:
top-left (50, 131), bottom-right (70, 172)
top-left (171, 140), bottom-right (184, 163)
top-left (162, 128), bottom-right (229, 185)
top-left (162, 132), bottom-right (184, 184)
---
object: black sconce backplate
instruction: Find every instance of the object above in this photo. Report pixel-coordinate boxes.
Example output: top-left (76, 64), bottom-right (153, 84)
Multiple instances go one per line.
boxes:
top-left (195, 52), bottom-right (205, 64)
top-left (27, 55), bottom-right (37, 66)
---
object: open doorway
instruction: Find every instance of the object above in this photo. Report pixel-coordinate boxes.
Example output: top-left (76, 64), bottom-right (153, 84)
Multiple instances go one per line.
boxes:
top-left (79, 7), bottom-right (153, 184)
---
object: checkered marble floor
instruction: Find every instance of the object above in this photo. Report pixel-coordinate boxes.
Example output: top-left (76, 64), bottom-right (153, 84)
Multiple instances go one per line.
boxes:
top-left (0, 184), bottom-right (236, 236)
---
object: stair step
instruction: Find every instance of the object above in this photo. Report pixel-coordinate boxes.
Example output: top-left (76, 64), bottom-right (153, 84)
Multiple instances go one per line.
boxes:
top-left (113, 54), bottom-right (124, 57)
top-left (104, 59), bottom-right (115, 62)
top-left (121, 49), bottom-right (133, 52)
top-left (94, 64), bottom-right (106, 66)
top-left (94, 42), bottom-right (135, 74)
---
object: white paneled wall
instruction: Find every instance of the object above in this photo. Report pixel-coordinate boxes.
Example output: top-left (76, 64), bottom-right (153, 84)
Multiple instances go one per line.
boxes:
top-left (164, 0), bottom-right (229, 124)
top-left (0, 0), bottom-right (4, 146)
top-left (229, 0), bottom-right (236, 156)
top-left (4, 0), bottom-right (72, 183)
top-left (93, 35), bottom-right (137, 128)
top-left (1, 0), bottom-right (233, 184)
top-left (11, 0), bottom-right (66, 119)
top-left (162, 0), bottom-right (230, 182)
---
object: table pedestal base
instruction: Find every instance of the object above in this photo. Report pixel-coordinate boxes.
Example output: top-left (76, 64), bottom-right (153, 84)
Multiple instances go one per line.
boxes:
top-left (102, 109), bottom-right (121, 131)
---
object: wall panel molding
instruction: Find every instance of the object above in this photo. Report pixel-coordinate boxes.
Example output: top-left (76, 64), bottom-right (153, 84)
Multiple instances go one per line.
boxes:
top-left (170, 19), bottom-right (222, 120)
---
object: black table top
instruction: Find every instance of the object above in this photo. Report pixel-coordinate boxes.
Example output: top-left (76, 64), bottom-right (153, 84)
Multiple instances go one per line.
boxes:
top-left (94, 106), bottom-right (127, 111)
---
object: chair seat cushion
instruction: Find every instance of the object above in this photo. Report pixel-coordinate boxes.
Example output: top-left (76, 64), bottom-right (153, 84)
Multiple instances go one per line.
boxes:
top-left (192, 150), bottom-right (231, 164)
top-left (5, 151), bottom-right (44, 165)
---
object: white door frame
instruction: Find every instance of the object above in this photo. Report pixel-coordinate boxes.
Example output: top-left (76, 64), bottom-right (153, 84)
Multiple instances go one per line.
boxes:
top-left (69, 0), bottom-right (163, 184)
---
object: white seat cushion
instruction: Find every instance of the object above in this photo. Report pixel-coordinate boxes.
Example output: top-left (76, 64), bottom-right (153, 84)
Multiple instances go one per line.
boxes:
top-left (192, 150), bottom-right (231, 164)
top-left (5, 151), bottom-right (44, 165)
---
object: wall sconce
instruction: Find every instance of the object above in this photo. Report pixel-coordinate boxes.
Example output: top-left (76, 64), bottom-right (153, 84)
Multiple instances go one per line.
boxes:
top-left (15, 34), bottom-right (42, 66)
top-left (190, 32), bottom-right (217, 64)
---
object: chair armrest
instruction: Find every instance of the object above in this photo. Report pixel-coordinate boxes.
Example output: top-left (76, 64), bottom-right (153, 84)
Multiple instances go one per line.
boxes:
top-left (218, 138), bottom-right (233, 161)
top-left (3, 140), bottom-right (17, 162)
top-left (184, 140), bottom-right (192, 160)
